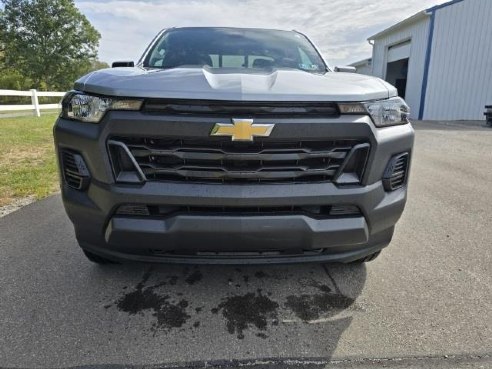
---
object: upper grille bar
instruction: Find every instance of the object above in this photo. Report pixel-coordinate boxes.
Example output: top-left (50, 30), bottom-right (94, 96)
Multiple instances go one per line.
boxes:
top-left (128, 144), bottom-right (350, 162)
top-left (143, 99), bottom-right (340, 117)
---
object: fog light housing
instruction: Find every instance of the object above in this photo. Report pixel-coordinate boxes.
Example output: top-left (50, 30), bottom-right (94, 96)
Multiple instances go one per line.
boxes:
top-left (61, 150), bottom-right (91, 190)
top-left (383, 152), bottom-right (410, 191)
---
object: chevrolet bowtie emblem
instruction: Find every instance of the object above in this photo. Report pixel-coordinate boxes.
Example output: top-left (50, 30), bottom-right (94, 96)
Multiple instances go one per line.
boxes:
top-left (210, 119), bottom-right (275, 141)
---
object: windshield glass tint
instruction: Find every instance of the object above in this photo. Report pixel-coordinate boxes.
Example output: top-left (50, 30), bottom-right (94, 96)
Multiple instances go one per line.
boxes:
top-left (144, 28), bottom-right (327, 73)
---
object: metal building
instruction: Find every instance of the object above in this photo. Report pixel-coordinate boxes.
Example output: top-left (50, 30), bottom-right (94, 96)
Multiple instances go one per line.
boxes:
top-left (352, 0), bottom-right (492, 120)
top-left (350, 58), bottom-right (373, 76)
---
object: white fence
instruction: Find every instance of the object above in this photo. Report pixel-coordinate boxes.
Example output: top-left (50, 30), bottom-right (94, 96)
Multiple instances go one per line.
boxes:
top-left (0, 89), bottom-right (65, 117)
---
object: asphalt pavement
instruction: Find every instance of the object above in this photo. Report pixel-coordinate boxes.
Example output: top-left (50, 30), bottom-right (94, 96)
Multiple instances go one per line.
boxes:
top-left (0, 122), bottom-right (491, 369)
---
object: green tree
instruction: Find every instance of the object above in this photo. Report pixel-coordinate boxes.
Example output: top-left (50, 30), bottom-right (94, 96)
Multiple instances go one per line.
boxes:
top-left (88, 59), bottom-right (110, 71)
top-left (0, 0), bottom-right (102, 90)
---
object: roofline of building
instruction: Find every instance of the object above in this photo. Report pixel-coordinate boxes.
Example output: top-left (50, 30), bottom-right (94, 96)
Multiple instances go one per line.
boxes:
top-left (349, 58), bottom-right (372, 67)
top-left (368, 11), bottom-right (429, 40)
top-left (427, 0), bottom-right (465, 13)
top-left (367, 0), bottom-right (466, 41)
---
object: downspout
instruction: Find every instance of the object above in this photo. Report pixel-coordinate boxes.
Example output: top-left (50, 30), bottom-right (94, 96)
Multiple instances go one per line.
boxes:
top-left (418, 10), bottom-right (436, 120)
top-left (367, 39), bottom-right (374, 75)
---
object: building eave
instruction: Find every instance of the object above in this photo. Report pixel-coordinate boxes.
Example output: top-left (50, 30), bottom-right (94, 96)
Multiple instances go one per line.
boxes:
top-left (349, 58), bottom-right (372, 67)
top-left (427, 0), bottom-right (465, 12)
top-left (368, 11), bottom-right (429, 40)
top-left (368, 0), bottom-right (467, 41)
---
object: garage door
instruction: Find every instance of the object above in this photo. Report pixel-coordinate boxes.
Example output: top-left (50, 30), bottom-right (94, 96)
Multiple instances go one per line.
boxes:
top-left (387, 41), bottom-right (411, 63)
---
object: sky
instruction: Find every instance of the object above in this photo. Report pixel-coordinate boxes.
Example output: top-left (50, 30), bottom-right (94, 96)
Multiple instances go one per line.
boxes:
top-left (74, 0), bottom-right (447, 66)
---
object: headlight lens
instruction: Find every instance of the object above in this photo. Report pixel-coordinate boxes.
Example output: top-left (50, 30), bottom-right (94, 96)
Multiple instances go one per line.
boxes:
top-left (338, 97), bottom-right (410, 127)
top-left (364, 97), bottom-right (410, 127)
top-left (62, 93), bottom-right (143, 123)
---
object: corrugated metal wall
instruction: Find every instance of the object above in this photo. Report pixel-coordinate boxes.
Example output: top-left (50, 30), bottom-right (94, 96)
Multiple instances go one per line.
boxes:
top-left (424, 0), bottom-right (492, 120)
top-left (354, 63), bottom-right (373, 76)
top-left (371, 18), bottom-right (430, 119)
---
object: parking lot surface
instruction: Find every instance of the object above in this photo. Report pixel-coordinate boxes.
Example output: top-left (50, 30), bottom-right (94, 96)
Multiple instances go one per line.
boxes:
top-left (0, 122), bottom-right (491, 368)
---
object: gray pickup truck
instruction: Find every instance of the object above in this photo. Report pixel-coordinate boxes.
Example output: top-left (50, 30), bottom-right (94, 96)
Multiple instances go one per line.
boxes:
top-left (54, 27), bottom-right (414, 265)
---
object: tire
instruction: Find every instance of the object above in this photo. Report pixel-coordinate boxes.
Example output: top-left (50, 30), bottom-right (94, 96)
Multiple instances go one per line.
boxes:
top-left (82, 249), bottom-right (117, 265)
top-left (351, 251), bottom-right (381, 264)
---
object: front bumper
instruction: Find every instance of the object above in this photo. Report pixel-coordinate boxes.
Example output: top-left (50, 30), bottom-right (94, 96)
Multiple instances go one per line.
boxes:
top-left (54, 112), bottom-right (414, 264)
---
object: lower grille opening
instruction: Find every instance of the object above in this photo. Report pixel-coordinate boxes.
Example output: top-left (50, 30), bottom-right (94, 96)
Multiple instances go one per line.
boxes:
top-left (149, 248), bottom-right (326, 258)
top-left (115, 204), bottom-right (361, 219)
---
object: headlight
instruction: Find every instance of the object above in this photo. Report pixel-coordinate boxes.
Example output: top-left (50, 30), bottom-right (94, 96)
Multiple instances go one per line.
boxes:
top-left (61, 92), bottom-right (143, 123)
top-left (364, 97), bottom-right (410, 127)
top-left (338, 97), bottom-right (410, 128)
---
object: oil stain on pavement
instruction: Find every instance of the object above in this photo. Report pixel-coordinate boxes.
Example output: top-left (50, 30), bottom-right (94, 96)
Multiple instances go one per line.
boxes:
top-left (109, 269), bottom-right (191, 332)
top-left (285, 280), bottom-right (355, 322)
top-left (107, 265), bottom-right (362, 339)
top-left (184, 269), bottom-right (203, 285)
top-left (211, 289), bottom-right (279, 339)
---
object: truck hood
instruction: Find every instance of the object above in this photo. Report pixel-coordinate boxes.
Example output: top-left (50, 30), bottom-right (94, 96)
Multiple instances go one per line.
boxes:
top-left (75, 66), bottom-right (396, 102)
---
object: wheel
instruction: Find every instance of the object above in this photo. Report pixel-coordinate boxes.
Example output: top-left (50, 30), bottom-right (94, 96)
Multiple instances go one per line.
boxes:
top-left (82, 249), bottom-right (117, 264)
top-left (351, 251), bottom-right (381, 264)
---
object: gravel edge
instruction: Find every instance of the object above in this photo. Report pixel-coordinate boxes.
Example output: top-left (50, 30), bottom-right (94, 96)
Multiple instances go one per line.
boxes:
top-left (0, 196), bottom-right (37, 218)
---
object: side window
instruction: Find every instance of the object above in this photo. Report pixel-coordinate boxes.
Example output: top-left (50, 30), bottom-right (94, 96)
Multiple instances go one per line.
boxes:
top-left (222, 55), bottom-right (245, 68)
top-left (209, 54), bottom-right (220, 68)
top-left (298, 47), bottom-right (320, 71)
top-left (149, 43), bottom-right (166, 67)
top-left (249, 56), bottom-right (275, 68)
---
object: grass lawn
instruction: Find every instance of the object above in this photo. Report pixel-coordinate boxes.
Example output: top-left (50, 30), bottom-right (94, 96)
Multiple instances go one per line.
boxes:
top-left (0, 113), bottom-right (60, 207)
top-left (0, 109), bottom-right (60, 116)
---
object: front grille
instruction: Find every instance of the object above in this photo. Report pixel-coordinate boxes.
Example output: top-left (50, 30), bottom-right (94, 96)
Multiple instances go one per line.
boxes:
top-left (109, 137), bottom-right (369, 184)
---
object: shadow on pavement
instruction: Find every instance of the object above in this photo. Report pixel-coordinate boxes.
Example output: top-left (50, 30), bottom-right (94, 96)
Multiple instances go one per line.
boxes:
top-left (412, 120), bottom-right (491, 131)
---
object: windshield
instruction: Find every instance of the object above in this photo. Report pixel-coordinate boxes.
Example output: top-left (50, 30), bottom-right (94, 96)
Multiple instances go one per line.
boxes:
top-left (143, 27), bottom-right (327, 73)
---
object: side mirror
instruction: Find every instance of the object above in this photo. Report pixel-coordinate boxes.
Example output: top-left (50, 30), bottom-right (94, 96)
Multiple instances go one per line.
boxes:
top-left (334, 66), bottom-right (356, 73)
top-left (112, 61), bottom-right (135, 68)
